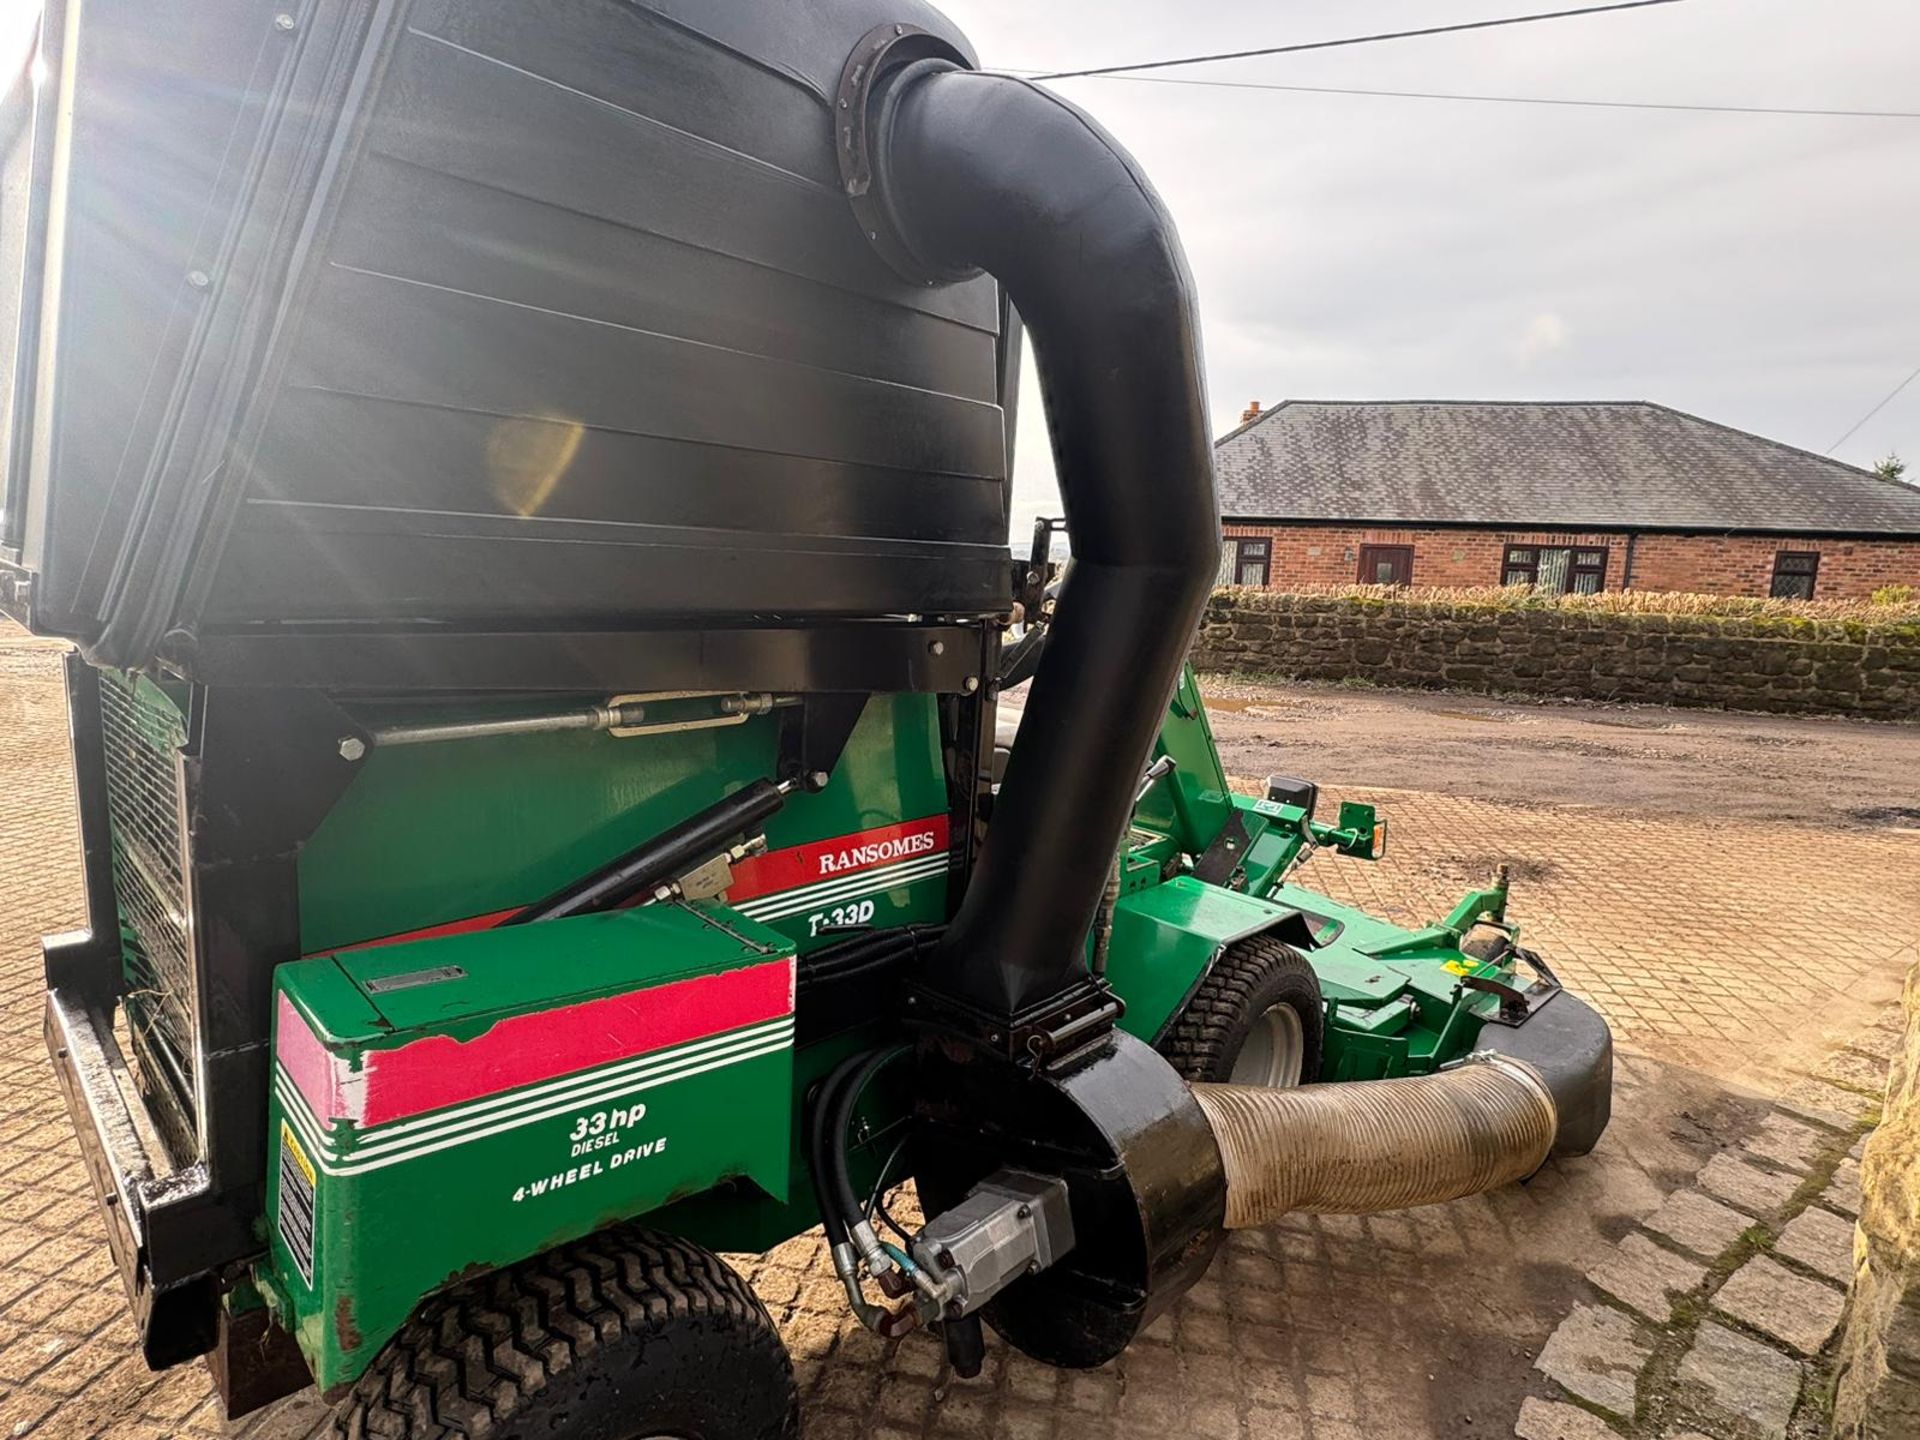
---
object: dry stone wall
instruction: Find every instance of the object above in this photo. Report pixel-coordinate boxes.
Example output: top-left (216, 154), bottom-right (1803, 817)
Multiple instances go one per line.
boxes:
top-left (1834, 963), bottom-right (1920, 1438)
top-left (1189, 591), bottom-right (1920, 721)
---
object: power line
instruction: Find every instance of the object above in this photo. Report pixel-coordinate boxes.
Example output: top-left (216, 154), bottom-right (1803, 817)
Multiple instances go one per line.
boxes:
top-left (1043, 71), bottom-right (1920, 122)
top-left (1828, 364), bottom-right (1920, 455)
top-left (1031, 0), bottom-right (1687, 82)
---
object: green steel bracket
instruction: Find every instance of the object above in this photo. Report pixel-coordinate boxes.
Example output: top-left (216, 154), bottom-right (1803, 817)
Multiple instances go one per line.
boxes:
top-left (1362, 873), bottom-right (1512, 959)
top-left (1313, 800), bottom-right (1385, 860)
top-left (1102, 878), bottom-right (1318, 1043)
top-left (1134, 666), bottom-right (1235, 853)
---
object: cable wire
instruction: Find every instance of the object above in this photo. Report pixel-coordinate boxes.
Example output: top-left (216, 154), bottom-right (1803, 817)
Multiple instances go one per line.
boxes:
top-left (1031, 0), bottom-right (1686, 82)
top-left (1827, 364), bottom-right (1920, 455)
top-left (1044, 71), bottom-right (1920, 122)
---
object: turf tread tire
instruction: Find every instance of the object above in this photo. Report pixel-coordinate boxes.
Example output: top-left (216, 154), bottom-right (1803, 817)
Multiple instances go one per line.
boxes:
top-left (1159, 933), bottom-right (1324, 1085)
top-left (332, 1225), bottom-right (797, 1440)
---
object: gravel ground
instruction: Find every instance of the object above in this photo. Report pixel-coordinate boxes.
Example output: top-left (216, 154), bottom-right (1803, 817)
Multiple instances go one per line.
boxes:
top-left (1191, 677), bottom-right (1920, 830)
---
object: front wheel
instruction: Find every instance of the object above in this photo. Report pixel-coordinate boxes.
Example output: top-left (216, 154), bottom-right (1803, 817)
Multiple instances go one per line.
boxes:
top-left (333, 1225), bottom-right (798, 1440)
top-left (1159, 934), bottom-right (1324, 1087)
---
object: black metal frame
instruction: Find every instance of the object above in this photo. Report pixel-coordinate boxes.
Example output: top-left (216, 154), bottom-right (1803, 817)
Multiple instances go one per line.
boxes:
top-left (46, 658), bottom-right (365, 1376)
top-left (1770, 549), bottom-right (1819, 600)
top-left (159, 620), bottom-right (989, 694)
top-left (1502, 542), bottom-right (1609, 594)
top-left (1226, 537), bottom-right (1270, 587)
top-left (1, 2), bottom-right (61, 564)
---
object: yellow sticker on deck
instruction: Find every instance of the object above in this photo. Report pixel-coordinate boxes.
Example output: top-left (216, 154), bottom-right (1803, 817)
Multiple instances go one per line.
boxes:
top-left (281, 1120), bottom-right (316, 1187)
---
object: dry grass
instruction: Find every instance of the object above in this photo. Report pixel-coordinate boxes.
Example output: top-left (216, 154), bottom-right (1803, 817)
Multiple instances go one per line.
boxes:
top-left (1215, 583), bottom-right (1920, 623)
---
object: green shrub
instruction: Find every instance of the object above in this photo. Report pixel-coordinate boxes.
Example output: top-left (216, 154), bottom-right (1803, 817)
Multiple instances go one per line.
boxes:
top-left (1213, 583), bottom-right (1920, 626)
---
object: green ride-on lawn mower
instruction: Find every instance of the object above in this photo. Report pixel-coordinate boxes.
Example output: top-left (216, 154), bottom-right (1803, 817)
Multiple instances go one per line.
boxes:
top-left (0, 1), bottom-right (1611, 1433)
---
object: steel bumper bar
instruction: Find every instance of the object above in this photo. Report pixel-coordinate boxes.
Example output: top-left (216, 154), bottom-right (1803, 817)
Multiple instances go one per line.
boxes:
top-left (43, 931), bottom-right (228, 1368)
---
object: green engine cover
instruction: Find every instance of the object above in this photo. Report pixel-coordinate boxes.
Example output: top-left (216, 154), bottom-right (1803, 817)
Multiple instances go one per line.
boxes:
top-left (267, 905), bottom-right (796, 1391)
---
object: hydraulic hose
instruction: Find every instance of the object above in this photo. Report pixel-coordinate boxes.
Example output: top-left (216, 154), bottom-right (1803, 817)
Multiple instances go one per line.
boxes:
top-left (805, 1055), bottom-right (863, 1249)
top-left (807, 1043), bottom-right (918, 1333)
top-left (1192, 1054), bottom-right (1558, 1227)
top-left (826, 1044), bottom-right (911, 1237)
top-left (864, 64), bottom-right (1221, 1017)
top-left (508, 778), bottom-right (791, 924)
top-left (797, 926), bottom-right (943, 995)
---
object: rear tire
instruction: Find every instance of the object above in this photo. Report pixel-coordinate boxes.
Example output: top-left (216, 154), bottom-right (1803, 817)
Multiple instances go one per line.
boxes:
top-left (1160, 934), bottom-right (1324, 1086)
top-left (333, 1225), bottom-right (798, 1440)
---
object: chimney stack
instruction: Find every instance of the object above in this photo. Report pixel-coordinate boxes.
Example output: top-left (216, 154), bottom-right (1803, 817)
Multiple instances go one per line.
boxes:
top-left (1241, 400), bottom-right (1262, 424)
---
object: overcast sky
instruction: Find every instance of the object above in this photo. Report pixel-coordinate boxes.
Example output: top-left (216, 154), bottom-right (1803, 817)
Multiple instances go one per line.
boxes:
top-left (936, 0), bottom-right (1920, 542)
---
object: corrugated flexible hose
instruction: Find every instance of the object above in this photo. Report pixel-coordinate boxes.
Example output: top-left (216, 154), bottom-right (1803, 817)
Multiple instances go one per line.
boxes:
top-left (1192, 1054), bottom-right (1558, 1227)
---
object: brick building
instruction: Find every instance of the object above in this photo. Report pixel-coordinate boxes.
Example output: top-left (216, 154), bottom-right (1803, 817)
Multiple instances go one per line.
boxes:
top-left (1215, 400), bottom-right (1920, 600)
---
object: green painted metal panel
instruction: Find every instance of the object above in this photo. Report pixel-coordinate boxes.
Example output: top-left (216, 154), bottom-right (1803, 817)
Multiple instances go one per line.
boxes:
top-left (299, 695), bottom-right (950, 952)
top-left (1104, 877), bottom-right (1296, 1042)
top-left (265, 905), bottom-right (796, 1390)
top-left (656, 1024), bottom-right (912, 1256)
top-left (1132, 665), bottom-right (1234, 852)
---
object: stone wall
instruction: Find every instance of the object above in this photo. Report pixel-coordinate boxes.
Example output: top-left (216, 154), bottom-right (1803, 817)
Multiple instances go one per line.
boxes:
top-left (1190, 590), bottom-right (1920, 720)
top-left (1834, 963), bottom-right (1920, 1438)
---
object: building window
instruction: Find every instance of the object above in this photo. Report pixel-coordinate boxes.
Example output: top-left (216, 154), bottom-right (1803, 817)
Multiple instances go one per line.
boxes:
top-left (1770, 550), bottom-right (1819, 600)
top-left (1503, 545), bottom-right (1608, 594)
top-left (1220, 537), bottom-right (1270, 587)
top-left (1356, 544), bottom-right (1414, 586)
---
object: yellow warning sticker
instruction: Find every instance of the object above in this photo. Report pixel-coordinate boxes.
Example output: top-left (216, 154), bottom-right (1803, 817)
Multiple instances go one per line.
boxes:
top-left (281, 1120), bottom-right (316, 1187)
top-left (277, 1121), bottom-right (317, 1284)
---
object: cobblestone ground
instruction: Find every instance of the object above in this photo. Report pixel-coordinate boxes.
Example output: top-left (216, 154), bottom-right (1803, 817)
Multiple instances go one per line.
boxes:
top-left (0, 634), bottom-right (1914, 1439)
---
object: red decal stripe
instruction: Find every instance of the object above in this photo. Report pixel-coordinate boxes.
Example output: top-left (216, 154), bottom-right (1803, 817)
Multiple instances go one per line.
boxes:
top-left (308, 814), bottom-right (951, 955)
top-left (727, 815), bottom-right (950, 903)
top-left (355, 958), bottom-right (794, 1127)
top-left (276, 992), bottom-right (355, 1124)
top-left (323, 907), bottom-right (523, 956)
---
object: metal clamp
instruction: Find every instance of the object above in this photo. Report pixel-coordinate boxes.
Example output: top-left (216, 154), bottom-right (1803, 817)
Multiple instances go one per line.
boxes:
top-left (834, 23), bottom-right (976, 285)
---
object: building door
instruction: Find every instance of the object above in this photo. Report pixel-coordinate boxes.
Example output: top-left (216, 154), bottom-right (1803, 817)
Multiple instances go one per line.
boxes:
top-left (1356, 544), bottom-right (1413, 586)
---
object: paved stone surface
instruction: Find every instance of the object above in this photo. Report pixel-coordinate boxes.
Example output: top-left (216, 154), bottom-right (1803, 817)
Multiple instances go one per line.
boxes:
top-left (1534, 1304), bottom-right (1653, 1419)
top-left (1849, 1021), bottom-right (1906, 1064)
top-left (1815, 1047), bottom-right (1893, 1096)
top-left (1641, 1190), bottom-right (1756, 1260)
top-left (1739, 1114), bottom-right (1827, 1175)
top-left (1283, 799), bottom-right (1915, 1094)
top-left (1779, 1078), bottom-right (1880, 1131)
top-left (1712, 1255), bottom-right (1847, 1357)
top-left (1773, 1205), bottom-right (1858, 1284)
top-left (1674, 1321), bottom-right (1803, 1440)
top-left (1698, 1154), bottom-right (1801, 1219)
top-left (1585, 1233), bottom-right (1709, 1322)
top-left (0, 638), bottom-right (1914, 1438)
top-left (1514, 1395), bottom-right (1623, 1439)
top-left (1822, 1157), bottom-right (1865, 1218)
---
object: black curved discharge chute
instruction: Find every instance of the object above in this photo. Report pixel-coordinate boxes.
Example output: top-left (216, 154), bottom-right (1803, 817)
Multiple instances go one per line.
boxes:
top-left (862, 57), bottom-right (1223, 1020)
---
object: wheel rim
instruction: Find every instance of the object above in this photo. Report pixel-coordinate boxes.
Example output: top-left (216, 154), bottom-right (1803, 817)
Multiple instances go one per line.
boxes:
top-left (1229, 1004), bottom-right (1305, 1087)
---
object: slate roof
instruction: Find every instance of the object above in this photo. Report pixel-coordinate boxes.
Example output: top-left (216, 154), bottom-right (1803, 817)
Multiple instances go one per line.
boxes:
top-left (1214, 400), bottom-right (1920, 535)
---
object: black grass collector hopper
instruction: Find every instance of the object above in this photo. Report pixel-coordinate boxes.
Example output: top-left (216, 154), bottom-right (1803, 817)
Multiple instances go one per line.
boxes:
top-left (0, 1), bottom-right (1612, 1434)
